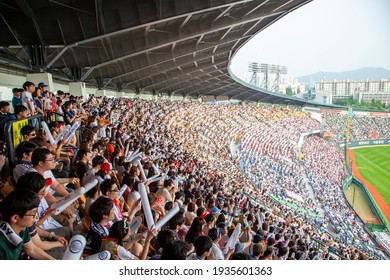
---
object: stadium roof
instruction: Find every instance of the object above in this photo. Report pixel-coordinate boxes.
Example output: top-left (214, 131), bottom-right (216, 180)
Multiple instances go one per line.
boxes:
top-left (0, 0), bottom-right (313, 105)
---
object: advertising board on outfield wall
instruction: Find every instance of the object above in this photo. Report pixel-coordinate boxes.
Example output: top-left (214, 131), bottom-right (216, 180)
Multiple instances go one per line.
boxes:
top-left (318, 108), bottom-right (390, 117)
top-left (339, 139), bottom-right (390, 148)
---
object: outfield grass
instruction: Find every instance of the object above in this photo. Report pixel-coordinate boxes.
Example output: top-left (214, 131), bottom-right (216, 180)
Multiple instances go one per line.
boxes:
top-left (352, 146), bottom-right (390, 208)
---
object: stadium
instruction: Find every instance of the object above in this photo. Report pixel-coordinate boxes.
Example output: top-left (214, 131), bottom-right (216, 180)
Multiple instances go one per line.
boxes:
top-left (0, 0), bottom-right (389, 261)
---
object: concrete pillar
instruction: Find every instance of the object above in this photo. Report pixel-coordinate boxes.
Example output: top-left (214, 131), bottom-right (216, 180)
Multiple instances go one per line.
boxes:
top-left (26, 73), bottom-right (54, 92)
top-left (96, 90), bottom-right (107, 97)
top-left (69, 82), bottom-right (88, 101)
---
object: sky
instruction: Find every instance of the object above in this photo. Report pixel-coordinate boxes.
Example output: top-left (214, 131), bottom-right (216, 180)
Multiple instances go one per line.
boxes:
top-left (230, 0), bottom-right (390, 81)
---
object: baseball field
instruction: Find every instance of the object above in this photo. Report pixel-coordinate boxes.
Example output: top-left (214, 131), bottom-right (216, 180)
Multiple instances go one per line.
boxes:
top-left (348, 146), bottom-right (390, 225)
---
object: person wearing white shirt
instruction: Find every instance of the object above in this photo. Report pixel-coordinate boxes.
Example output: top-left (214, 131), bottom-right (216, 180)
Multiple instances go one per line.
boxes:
top-left (21, 81), bottom-right (36, 115)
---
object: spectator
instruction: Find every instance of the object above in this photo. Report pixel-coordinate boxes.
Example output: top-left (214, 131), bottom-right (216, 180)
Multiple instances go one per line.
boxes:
top-left (187, 236), bottom-right (213, 260)
top-left (161, 240), bottom-right (192, 260)
top-left (0, 189), bottom-right (55, 259)
top-left (0, 101), bottom-right (11, 122)
top-left (21, 125), bottom-right (36, 142)
top-left (21, 81), bottom-right (36, 116)
top-left (84, 196), bottom-right (114, 256)
top-left (0, 105), bottom-right (28, 142)
top-left (13, 141), bottom-right (38, 183)
top-left (11, 88), bottom-right (23, 109)
top-left (15, 172), bottom-right (69, 256)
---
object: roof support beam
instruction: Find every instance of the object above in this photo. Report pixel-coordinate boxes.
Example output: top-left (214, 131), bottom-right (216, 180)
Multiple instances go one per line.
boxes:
top-left (15, 0), bottom-right (45, 45)
top-left (100, 35), bottom-right (248, 86)
top-left (46, 0), bottom-right (256, 68)
top-left (244, 0), bottom-right (269, 17)
top-left (152, 61), bottom-right (227, 91)
top-left (180, 14), bottom-right (192, 31)
top-left (80, 10), bottom-right (284, 81)
top-left (103, 47), bottom-right (230, 88)
top-left (230, 89), bottom-right (254, 100)
top-left (212, 6), bottom-right (234, 23)
top-left (177, 75), bottom-right (230, 96)
top-left (205, 82), bottom-right (237, 95)
top-left (48, 0), bottom-right (94, 15)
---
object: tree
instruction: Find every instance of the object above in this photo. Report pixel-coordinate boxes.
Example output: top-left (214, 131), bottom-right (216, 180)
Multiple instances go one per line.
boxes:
top-left (286, 86), bottom-right (294, 96)
top-left (333, 97), bottom-right (354, 106)
top-left (332, 97), bottom-right (388, 112)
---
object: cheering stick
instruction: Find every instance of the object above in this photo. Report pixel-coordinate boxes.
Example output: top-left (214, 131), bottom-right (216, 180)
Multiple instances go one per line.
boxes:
top-left (227, 216), bottom-right (234, 227)
top-left (151, 163), bottom-right (160, 175)
top-left (82, 179), bottom-right (99, 193)
top-left (54, 125), bottom-right (71, 145)
top-left (84, 250), bottom-right (111, 260)
top-left (130, 148), bottom-right (140, 158)
top-left (41, 121), bottom-right (55, 144)
top-left (152, 154), bottom-right (164, 161)
top-left (117, 184), bottom-right (128, 199)
top-left (50, 187), bottom-right (86, 215)
top-left (125, 150), bottom-right (134, 162)
top-left (128, 216), bottom-right (142, 233)
top-left (128, 151), bottom-right (142, 163)
top-left (124, 143), bottom-right (130, 159)
top-left (147, 174), bottom-right (166, 184)
top-left (155, 205), bottom-right (180, 231)
top-left (62, 235), bottom-right (86, 260)
top-left (256, 212), bottom-right (261, 231)
top-left (223, 223), bottom-right (241, 255)
top-left (173, 177), bottom-right (185, 188)
top-left (63, 121), bottom-right (80, 143)
top-left (136, 159), bottom-right (147, 182)
top-left (146, 174), bottom-right (160, 183)
top-left (138, 183), bottom-right (154, 230)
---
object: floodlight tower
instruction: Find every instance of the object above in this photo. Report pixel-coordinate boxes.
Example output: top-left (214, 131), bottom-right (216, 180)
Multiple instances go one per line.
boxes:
top-left (270, 65), bottom-right (287, 93)
top-left (248, 62), bottom-right (269, 89)
top-left (248, 62), bottom-right (260, 87)
top-left (259, 63), bottom-right (269, 90)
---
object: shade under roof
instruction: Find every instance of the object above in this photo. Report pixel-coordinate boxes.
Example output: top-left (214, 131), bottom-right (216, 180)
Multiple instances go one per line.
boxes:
top-left (0, 0), bottom-right (314, 105)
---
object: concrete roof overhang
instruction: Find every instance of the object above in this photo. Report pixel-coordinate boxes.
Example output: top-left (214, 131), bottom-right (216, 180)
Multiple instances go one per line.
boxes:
top-left (0, 0), bottom-right (313, 105)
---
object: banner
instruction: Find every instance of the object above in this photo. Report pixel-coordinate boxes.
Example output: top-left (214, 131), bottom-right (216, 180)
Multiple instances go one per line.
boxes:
top-left (338, 139), bottom-right (390, 147)
top-left (285, 190), bottom-right (304, 203)
top-left (12, 119), bottom-right (28, 149)
top-left (349, 107), bottom-right (353, 119)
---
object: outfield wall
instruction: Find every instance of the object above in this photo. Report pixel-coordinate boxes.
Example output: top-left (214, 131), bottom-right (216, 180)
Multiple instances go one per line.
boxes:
top-left (345, 146), bottom-right (390, 230)
top-left (338, 139), bottom-right (390, 148)
top-left (343, 177), bottom-right (387, 231)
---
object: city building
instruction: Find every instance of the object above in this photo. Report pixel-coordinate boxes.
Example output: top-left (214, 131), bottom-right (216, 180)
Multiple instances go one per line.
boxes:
top-left (315, 79), bottom-right (390, 104)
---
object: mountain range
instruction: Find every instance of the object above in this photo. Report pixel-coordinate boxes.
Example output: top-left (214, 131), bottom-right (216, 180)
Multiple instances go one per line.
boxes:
top-left (296, 67), bottom-right (390, 84)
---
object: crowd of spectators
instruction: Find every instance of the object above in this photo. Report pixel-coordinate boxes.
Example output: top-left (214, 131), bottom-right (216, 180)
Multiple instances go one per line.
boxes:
top-left (0, 82), bottom-right (388, 260)
top-left (320, 112), bottom-right (390, 142)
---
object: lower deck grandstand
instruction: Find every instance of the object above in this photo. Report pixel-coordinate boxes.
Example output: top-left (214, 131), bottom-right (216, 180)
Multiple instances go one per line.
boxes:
top-left (1, 96), bottom-right (389, 260)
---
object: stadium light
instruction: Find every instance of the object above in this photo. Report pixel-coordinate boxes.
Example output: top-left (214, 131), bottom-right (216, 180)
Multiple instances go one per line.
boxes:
top-left (248, 62), bottom-right (287, 90)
